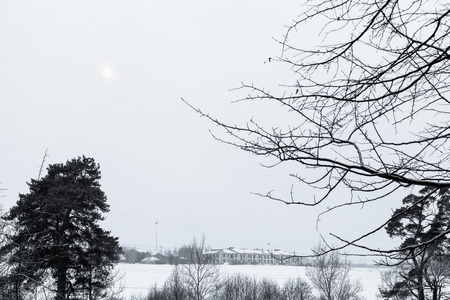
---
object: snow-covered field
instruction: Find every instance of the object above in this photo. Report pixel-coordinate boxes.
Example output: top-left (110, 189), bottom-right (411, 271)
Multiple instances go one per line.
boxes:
top-left (115, 263), bottom-right (386, 299)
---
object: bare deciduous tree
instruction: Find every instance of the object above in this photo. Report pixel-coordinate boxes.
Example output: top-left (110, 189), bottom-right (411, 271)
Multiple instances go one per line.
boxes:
top-left (185, 0), bottom-right (450, 255)
top-left (182, 236), bottom-right (221, 300)
top-left (306, 243), bottom-right (364, 300)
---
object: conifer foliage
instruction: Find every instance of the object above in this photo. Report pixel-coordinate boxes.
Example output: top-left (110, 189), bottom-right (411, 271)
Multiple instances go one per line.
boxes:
top-left (380, 187), bottom-right (450, 300)
top-left (1, 156), bottom-right (122, 300)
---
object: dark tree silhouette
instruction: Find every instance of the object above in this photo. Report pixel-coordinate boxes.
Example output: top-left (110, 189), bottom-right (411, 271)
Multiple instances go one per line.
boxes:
top-left (1, 156), bottom-right (122, 300)
top-left (186, 0), bottom-right (450, 254)
top-left (0, 207), bottom-right (21, 299)
top-left (380, 187), bottom-right (450, 300)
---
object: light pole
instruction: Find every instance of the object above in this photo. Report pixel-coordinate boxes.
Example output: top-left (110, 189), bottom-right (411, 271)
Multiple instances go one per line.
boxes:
top-left (155, 221), bottom-right (158, 254)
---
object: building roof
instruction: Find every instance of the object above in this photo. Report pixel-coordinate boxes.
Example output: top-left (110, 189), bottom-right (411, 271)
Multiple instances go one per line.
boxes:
top-left (206, 247), bottom-right (297, 257)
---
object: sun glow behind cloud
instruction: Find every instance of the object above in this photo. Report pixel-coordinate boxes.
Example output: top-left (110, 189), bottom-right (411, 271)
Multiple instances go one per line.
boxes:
top-left (99, 60), bottom-right (119, 83)
top-left (102, 66), bottom-right (114, 80)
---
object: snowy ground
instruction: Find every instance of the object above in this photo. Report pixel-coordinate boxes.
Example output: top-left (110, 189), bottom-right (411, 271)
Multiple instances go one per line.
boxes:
top-left (114, 263), bottom-right (386, 299)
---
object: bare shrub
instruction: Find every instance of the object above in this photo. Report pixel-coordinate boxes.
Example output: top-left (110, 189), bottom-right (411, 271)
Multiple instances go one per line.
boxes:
top-left (162, 265), bottom-right (186, 300)
top-left (218, 273), bottom-right (258, 300)
top-left (281, 278), bottom-right (315, 300)
top-left (146, 285), bottom-right (165, 300)
top-left (257, 278), bottom-right (281, 300)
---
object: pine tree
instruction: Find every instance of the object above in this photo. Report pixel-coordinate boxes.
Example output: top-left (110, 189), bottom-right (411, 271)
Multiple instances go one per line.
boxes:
top-left (2, 156), bottom-right (122, 300)
top-left (382, 187), bottom-right (450, 300)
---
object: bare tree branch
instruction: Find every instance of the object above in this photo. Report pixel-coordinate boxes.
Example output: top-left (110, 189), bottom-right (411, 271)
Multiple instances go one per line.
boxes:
top-left (183, 0), bottom-right (450, 256)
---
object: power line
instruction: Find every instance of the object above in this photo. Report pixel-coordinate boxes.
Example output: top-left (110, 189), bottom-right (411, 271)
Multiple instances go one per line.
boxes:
top-left (108, 212), bottom-right (316, 238)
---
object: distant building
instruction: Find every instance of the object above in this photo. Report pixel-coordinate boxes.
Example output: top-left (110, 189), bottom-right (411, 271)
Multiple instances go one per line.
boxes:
top-left (141, 256), bottom-right (160, 264)
top-left (205, 247), bottom-right (303, 265)
top-left (122, 246), bottom-right (304, 266)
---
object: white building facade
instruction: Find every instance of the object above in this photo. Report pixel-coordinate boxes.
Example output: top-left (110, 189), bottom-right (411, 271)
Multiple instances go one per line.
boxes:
top-left (206, 247), bottom-right (303, 265)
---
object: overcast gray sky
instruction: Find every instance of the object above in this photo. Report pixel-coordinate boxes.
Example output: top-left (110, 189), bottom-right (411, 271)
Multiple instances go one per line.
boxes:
top-left (0, 1), bottom-right (400, 258)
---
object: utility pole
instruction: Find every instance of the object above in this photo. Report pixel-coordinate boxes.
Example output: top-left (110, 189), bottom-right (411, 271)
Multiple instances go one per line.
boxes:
top-left (155, 221), bottom-right (158, 253)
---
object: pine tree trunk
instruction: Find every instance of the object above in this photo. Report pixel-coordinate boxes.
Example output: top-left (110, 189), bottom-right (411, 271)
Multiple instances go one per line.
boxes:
top-left (55, 267), bottom-right (67, 300)
top-left (417, 274), bottom-right (425, 300)
top-left (432, 285), bottom-right (438, 300)
top-left (89, 265), bottom-right (92, 300)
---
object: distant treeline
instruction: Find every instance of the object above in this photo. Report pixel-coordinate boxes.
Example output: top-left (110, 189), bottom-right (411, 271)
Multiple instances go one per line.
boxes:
top-left (121, 245), bottom-right (194, 264)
